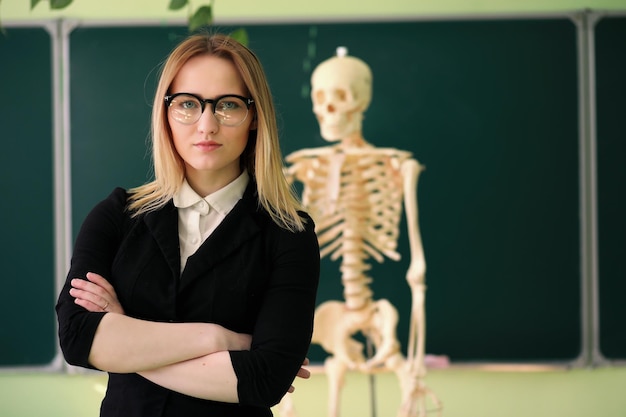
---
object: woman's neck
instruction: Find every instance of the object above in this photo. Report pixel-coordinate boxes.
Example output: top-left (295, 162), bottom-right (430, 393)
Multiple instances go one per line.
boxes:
top-left (185, 168), bottom-right (241, 197)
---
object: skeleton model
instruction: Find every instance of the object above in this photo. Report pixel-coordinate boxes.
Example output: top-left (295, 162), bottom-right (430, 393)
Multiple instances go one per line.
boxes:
top-left (283, 48), bottom-right (440, 417)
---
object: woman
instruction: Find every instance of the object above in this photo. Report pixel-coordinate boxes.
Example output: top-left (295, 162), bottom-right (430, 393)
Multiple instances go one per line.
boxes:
top-left (56, 32), bottom-right (320, 416)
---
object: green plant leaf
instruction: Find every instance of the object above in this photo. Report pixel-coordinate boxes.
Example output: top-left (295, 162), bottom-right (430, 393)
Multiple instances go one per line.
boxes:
top-left (30, 0), bottom-right (44, 10)
top-left (168, 0), bottom-right (188, 11)
top-left (50, 0), bottom-right (73, 10)
top-left (189, 5), bottom-right (213, 32)
top-left (229, 28), bottom-right (249, 46)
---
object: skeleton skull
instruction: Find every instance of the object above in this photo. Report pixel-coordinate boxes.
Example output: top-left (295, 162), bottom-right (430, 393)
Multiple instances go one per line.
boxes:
top-left (311, 47), bottom-right (372, 141)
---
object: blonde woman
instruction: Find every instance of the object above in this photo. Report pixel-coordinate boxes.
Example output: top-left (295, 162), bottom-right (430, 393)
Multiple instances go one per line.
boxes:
top-left (56, 32), bottom-right (320, 417)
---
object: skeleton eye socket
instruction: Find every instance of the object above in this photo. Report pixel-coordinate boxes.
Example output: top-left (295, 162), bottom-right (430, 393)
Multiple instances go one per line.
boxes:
top-left (334, 89), bottom-right (347, 102)
top-left (315, 90), bottom-right (326, 104)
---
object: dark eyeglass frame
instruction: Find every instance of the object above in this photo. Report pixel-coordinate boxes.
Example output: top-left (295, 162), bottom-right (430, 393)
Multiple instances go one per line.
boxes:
top-left (164, 92), bottom-right (255, 125)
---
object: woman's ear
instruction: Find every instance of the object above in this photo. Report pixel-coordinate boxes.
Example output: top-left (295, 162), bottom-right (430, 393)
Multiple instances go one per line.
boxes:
top-left (250, 113), bottom-right (258, 130)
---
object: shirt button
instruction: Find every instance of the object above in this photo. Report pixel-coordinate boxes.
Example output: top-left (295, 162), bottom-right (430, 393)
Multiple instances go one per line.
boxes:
top-left (191, 237), bottom-right (199, 244)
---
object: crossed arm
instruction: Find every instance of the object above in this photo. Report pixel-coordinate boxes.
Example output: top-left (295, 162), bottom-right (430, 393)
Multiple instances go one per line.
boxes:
top-left (70, 272), bottom-right (310, 403)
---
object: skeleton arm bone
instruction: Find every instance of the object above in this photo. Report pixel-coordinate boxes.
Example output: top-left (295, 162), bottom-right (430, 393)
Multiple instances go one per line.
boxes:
top-left (401, 158), bottom-right (427, 375)
top-left (401, 159), bottom-right (426, 287)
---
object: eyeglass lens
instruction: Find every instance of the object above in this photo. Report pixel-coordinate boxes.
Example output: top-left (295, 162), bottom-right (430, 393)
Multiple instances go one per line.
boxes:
top-left (168, 94), bottom-right (250, 126)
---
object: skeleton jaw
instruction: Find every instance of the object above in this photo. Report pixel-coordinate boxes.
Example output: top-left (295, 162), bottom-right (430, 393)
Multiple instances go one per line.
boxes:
top-left (316, 110), bottom-right (364, 142)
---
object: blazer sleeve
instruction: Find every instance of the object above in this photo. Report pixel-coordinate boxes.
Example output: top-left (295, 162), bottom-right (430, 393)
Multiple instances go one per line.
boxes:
top-left (55, 187), bottom-right (129, 368)
top-left (229, 213), bottom-right (320, 407)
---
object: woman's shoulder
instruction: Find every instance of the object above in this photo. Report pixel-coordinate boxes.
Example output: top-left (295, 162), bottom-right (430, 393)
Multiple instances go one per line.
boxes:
top-left (107, 186), bottom-right (131, 202)
top-left (240, 181), bottom-right (315, 234)
top-left (73, 187), bottom-right (136, 242)
top-left (265, 211), bottom-right (318, 247)
top-left (250, 204), bottom-right (316, 235)
top-left (94, 187), bottom-right (131, 211)
top-left (84, 187), bottom-right (133, 223)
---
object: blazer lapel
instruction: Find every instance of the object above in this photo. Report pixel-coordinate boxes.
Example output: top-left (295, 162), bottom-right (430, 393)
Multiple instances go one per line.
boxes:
top-left (143, 201), bottom-right (181, 279)
top-left (179, 184), bottom-right (261, 291)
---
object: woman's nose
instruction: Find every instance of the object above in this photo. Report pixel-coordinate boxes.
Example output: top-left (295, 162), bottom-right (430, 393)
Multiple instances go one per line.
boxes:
top-left (197, 108), bottom-right (220, 134)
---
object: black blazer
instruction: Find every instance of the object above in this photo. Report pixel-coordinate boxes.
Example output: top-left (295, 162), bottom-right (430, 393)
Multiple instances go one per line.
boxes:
top-left (56, 183), bottom-right (320, 417)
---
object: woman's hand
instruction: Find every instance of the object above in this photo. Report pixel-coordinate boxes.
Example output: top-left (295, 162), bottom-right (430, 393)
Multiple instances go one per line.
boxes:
top-left (70, 272), bottom-right (125, 314)
top-left (287, 357), bottom-right (311, 393)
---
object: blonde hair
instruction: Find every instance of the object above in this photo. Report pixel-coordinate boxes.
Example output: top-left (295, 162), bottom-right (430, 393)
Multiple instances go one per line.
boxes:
top-left (127, 32), bottom-right (305, 231)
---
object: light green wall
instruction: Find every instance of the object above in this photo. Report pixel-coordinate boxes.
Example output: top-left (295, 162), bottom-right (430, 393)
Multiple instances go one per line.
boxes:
top-left (2, 0), bottom-right (625, 21)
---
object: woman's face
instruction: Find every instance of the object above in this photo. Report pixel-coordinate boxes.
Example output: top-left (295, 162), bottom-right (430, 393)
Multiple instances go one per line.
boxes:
top-left (167, 54), bottom-right (255, 194)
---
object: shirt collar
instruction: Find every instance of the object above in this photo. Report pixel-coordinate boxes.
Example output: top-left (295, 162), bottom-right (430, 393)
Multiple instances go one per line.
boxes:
top-left (173, 171), bottom-right (250, 216)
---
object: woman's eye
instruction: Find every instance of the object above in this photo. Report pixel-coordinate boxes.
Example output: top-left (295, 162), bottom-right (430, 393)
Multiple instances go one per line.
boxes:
top-left (218, 100), bottom-right (240, 111)
top-left (181, 100), bottom-right (198, 109)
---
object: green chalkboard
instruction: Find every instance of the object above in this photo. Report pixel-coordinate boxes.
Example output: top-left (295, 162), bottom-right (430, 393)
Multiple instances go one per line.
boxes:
top-left (69, 26), bottom-right (189, 229)
top-left (596, 15), bottom-right (626, 360)
top-left (0, 27), bottom-right (56, 366)
top-left (69, 18), bottom-right (582, 363)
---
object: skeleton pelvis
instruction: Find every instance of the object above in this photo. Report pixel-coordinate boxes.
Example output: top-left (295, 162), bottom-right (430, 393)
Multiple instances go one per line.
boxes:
top-left (311, 298), bottom-right (401, 369)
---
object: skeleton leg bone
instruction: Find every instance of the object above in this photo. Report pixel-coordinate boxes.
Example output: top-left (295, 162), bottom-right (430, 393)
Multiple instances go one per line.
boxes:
top-left (324, 355), bottom-right (350, 417)
top-left (312, 301), bottom-right (369, 417)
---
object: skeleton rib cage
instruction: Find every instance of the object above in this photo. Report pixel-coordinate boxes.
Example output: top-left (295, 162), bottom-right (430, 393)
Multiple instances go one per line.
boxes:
top-left (291, 147), bottom-right (413, 309)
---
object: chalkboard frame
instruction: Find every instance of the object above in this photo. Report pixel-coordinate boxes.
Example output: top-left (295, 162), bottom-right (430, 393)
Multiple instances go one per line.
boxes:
top-left (590, 11), bottom-right (626, 366)
top-left (4, 9), bottom-right (624, 369)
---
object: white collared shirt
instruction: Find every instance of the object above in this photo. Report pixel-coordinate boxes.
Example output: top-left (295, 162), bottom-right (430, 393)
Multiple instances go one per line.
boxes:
top-left (173, 171), bottom-right (249, 273)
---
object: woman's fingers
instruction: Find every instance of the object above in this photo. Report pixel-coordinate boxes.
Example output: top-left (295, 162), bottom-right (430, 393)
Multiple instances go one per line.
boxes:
top-left (73, 295), bottom-right (107, 312)
top-left (296, 357), bottom-right (311, 379)
top-left (69, 283), bottom-right (108, 310)
top-left (296, 366), bottom-right (311, 379)
top-left (86, 272), bottom-right (116, 293)
top-left (71, 277), bottom-right (107, 297)
top-left (70, 273), bottom-right (124, 314)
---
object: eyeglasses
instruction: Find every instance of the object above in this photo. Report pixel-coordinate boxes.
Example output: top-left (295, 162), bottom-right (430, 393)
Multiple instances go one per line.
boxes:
top-left (164, 93), bottom-right (254, 127)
